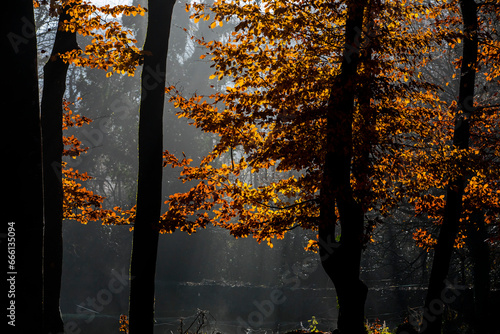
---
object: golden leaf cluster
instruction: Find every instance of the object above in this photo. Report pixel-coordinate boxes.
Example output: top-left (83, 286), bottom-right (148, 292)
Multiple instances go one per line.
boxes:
top-left (41, 0), bottom-right (147, 76)
top-left (157, 0), bottom-right (500, 249)
top-left (61, 100), bottom-right (135, 226)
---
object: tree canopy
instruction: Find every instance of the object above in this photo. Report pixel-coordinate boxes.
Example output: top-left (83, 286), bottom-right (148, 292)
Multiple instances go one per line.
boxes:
top-left (157, 0), bottom-right (499, 252)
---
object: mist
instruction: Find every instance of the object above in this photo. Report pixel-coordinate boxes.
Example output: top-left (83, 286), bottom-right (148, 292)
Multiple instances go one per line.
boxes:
top-left (23, 1), bottom-right (500, 334)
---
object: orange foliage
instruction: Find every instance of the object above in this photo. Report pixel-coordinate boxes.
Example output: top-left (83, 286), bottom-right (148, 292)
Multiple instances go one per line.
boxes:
top-left (34, 0), bottom-right (145, 226)
top-left (61, 100), bottom-right (135, 226)
top-left (44, 0), bottom-right (498, 250)
top-left (119, 314), bottom-right (129, 333)
top-left (37, 0), bottom-right (147, 76)
top-left (155, 0), bottom-right (500, 249)
top-left (34, 0), bottom-right (500, 256)
top-left (400, 1), bottom-right (500, 249)
top-left (155, 0), bottom-right (443, 247)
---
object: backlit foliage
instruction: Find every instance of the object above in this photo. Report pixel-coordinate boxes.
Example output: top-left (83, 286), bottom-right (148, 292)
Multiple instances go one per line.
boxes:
top-left (119, 314), bottom-right (129, 333)
top-left (36, 0), bottom-right (144, 226)
top-left (154, 0), bottom-right (436, 247)
top-left (37, 0), bottom-right (147, 76)
top-left (387, 0), bottom-right (500, 249)
top-left (62, 100), bottom-right (135, 225)
top-left (156, 0), bottom-right (500, 250)
top-left (365, 319), bottom-right (391, 334)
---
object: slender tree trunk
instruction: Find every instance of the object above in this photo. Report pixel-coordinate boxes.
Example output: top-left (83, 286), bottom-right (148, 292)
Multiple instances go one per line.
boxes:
top-left (421, 1), bottom-right (478, 333)
top-left (6, 1), bottom-right (44, 332)
top-left (128, 1), bottom-right (175, 333)
top-left (41, 5), bottom-right (79, 334)
top-left (353, 3), bottom-right (375, 205)
top-left (466, 213), bottom-right (491, 334)
top-left (319, 1), bottom-right (368, 333)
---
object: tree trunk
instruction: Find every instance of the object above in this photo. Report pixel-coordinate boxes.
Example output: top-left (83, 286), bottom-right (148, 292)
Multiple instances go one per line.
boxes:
top-left (466, 213), bottom-right (491, 334)
top-left (6, 1), bottom-right (44, 332)
top-left (41, 5), bottom-right (79, 334)
top-left (319, 1), bottom-right (368, 333)
top-left (421, 1), bottom-right (478, 333)
top-left (128, 1), bottom-right (175, 333)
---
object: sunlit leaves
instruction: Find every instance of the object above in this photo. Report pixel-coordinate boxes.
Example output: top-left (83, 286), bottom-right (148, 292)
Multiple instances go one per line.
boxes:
top-left (41, 0), bottom-right (147, 76)
top-left (160, 0), bottom-right (500, 250)
top-left (61, 100), bottom-right (135, 226)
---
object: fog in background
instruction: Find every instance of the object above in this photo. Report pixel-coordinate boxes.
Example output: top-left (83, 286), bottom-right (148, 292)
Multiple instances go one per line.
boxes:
top-left (33, 1), bottom-right (499, 333)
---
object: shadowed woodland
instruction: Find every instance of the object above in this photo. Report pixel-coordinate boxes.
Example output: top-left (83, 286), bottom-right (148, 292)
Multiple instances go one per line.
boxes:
top-left (5, 0), bottom-right (500, 333)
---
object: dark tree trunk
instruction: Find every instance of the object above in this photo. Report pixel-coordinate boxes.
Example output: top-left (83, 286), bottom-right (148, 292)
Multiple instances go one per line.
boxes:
top-left (353, 5), bottom-right (376, 205)
top-left (40, 5), bottom-right (79, 334)
top-left (466, 213), bottom-right (491, 334)
top-left (128, 1), bottom-right (175, 333)
top-left (5, 1), bottom-right (44, 332)
top-left (421, 1), bottom-right (478, 333)
top-left (319, 1), bottom-right (368, 333)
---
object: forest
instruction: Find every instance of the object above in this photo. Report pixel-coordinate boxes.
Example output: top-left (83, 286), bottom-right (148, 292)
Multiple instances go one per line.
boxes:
top-left (5, 0), bottom-right (500, 333)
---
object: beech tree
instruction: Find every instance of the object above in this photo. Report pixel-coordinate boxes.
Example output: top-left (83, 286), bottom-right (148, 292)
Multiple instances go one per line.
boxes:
top-left (158, 0), bottom-right (444, 332)
top-left (318, 1), bottom-right (368, 331)
top-left (421, 1), bottom-right (479, 333)
top-left (397, 0), bottom-right (499, 332)
top-left (365, 0), bottom-right (499, 331)
top-left (154, 0), bottom-right (499, 331)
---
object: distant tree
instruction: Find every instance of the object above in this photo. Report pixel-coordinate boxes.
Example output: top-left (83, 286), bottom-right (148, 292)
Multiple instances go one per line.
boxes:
top-left (417, 0), bottom-right (499, 333)
top-left (363, 0), bottom-right (499, 331)
top-left (128, 1), bottom-right (176, 333)
top-left (6, 1), bottom-right (44, 332)
top-left (421, 1), bottom-right (479, 332)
